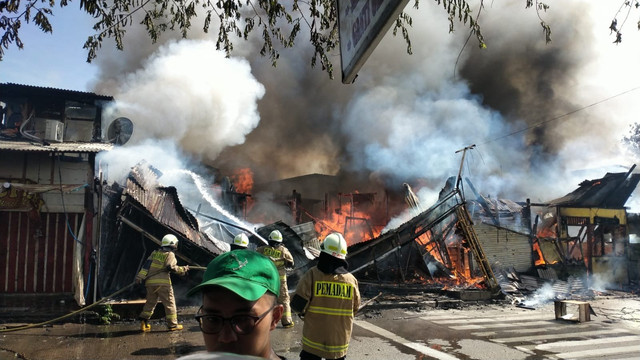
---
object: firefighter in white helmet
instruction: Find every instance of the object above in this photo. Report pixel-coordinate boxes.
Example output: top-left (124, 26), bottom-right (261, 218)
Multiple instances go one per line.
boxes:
top-left (231, 232), bottom-right (250, 251)
top-left (291, 232), bottom-right (360, 360)
top-left (135, 234), bottom-right (189, 332)
top-left (256, 229), bottom-right (295, 328)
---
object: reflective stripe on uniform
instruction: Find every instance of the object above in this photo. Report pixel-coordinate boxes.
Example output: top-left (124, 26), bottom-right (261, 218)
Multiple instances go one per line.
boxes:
top-left (145, 278), bottom-right (172, 286)
top-left (307, 305), bottom-right (353, 317)
top-left (302, 336), bottom-right (349, 353)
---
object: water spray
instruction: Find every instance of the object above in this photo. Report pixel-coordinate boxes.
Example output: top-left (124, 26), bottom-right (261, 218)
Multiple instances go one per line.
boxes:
top-left (165, 169), bottom-right (268, 245)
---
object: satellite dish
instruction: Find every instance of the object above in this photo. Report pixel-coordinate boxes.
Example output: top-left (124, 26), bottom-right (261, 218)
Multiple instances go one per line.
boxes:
top-left (107, 117), bottom-right (133, 145)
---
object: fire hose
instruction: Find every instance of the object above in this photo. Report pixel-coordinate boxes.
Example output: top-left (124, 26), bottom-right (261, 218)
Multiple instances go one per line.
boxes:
top-left (0, 266), bottom-right (208, 333)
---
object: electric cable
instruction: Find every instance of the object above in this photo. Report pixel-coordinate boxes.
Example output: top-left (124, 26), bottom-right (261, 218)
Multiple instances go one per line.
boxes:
top-left (480, 85), bottom-right (640, 146)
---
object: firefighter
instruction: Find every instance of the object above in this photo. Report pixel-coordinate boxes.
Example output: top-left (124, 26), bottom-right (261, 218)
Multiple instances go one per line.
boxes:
top-left (135, 234), bottom-right (189, 332)
top-left (291, 232), bottom-right (360, 360)
top-left (230, 232), bottom-right (250, 251)
top-left (256, 229), bottom-right (295, 328)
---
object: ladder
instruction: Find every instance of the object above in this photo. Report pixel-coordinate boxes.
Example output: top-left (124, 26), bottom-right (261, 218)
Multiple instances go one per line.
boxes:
top-left (455, 205), bottom-right (499, 290)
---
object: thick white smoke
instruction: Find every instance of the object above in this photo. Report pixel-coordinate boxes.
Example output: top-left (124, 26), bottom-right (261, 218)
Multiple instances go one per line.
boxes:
top-left (100, 39), bottom-right (265, 163)
top-left (94, 39), bottom-right (268, 229)
top-left (91, 0), bottom-right (640, 220)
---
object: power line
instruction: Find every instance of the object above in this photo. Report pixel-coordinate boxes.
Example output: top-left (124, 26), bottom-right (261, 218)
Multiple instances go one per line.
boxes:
top-left (481, 85), bottom-right (640, 145)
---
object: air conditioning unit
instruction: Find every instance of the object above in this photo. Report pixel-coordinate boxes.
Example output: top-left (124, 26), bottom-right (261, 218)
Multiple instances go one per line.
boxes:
top-left (44, 120), bottom-right (64, 142)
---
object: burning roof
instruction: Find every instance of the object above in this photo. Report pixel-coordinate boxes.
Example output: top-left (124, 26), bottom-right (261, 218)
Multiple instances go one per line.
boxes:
top-left (123, 163), bottom-right (211, 248)
top-left (548, 169), bottom-right (640, 208)
top-left (98, 162), bottom-right (223, 297)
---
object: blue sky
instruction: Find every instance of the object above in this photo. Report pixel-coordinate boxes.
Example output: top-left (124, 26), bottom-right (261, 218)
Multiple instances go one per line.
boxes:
top-left (1, 7), bottom-right (98, 91)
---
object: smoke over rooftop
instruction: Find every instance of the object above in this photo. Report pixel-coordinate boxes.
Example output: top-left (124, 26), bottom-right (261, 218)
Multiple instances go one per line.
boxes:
top-left (93, 1), bottom-right (640, 211)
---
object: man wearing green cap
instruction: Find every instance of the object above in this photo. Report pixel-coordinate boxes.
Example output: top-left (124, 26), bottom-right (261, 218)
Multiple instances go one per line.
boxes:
top-left (188, 250), bottom-right (286, 360)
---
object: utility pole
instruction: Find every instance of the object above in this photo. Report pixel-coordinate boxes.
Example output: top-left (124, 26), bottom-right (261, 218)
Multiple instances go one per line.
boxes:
top-left (455, 144), bottom-right (476, 195)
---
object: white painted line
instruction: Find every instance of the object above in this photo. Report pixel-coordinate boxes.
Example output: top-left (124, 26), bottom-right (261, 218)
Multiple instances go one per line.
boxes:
top-left (472, 331), bottom-right (497, 337)
top-left (428, 313), bottom-right (551, 325)
top-left (451, 320), bottom-right (551, 330)
top-left (406, 313), bottom-right (467, 320)
top-left (506, 324), bottom-right (598, 334)
top-left (514, 346), bottom-right (536, 355)
top-left (451, 324), bottom-right (484, 330)
top-left (354, 320), bottom-right (460, 360)
top-left (554, 344), bottom-right (640, 359)
top-left (491, 328), bottom-right (631, 343)
top-left (535, 335), bottom-right (640, 350)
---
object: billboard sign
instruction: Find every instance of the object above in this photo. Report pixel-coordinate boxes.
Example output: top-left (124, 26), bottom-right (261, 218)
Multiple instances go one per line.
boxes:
top-left (338, 0), bottom-right (410, 84)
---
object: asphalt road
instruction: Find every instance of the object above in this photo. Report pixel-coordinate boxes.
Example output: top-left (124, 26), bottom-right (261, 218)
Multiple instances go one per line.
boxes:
top-left (1, 292), bottom-right (639, 360)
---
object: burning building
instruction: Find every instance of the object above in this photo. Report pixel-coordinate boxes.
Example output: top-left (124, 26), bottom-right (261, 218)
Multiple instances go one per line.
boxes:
top-left (531, 167), bottom-right (640, 286)
top-left (96, 161), bottom-right (226, 300)
top-left (267, 167), bottom-right (640, 299)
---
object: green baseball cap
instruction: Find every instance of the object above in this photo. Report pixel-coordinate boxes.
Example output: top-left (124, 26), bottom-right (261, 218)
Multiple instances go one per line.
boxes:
top-left (187, 250), bottom-right (280, 300)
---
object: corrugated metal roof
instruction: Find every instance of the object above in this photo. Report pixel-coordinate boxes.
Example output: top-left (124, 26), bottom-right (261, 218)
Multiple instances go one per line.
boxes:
top-left (123, 162), bottom-right (213, 248)
top-left (549, 172), bottom-right (640, 208)
top-left (474, 223), bottom-right (532, 273)
top-left (1, 83), bottom-right (113, 101)
top-left (0, 139), bottom-right (113, 153)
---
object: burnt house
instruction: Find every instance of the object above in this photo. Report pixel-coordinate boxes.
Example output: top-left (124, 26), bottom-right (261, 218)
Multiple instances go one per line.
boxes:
top-left (532, 168), bottom-right (640, 285)
top-left (98, 162), bottom-right (226, 300)
top-left (0, 83), bottom-right (114, 306)
top-left (345, 176), bottom-right (536, 293)
top-left (344, 168), bottom-right (640, 299)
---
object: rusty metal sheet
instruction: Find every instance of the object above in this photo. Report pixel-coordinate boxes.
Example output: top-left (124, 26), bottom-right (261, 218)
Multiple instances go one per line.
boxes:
top-left (0, 139), bottom-right (113, 153)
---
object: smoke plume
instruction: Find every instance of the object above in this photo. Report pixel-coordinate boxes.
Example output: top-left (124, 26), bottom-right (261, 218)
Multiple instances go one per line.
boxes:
top-left (93, 1), bottom-right (640, 218)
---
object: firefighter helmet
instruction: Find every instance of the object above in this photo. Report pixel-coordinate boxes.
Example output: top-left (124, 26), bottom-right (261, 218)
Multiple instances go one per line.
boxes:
top-left (233, 233), bottom-right (249, 248)
top-left (321, 232), bottom-right (348, 259)
top-left (161, 234), bottom-right (179, 248)
top-left (268, 230), bottom-right (283, 243)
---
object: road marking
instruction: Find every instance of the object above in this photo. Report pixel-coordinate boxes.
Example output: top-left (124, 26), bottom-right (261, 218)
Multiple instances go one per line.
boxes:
top-left (554, 344), bottom-right (640, 359)
top-left (501, 324), bottom-right (598, 334)
top-left (472, 331), bottom-right (497, 336)
top-left (427, 313), bottom-right (551, 324)
top-left (535, 335), bottom-right (640, 350)
top-left (491, 328), bottom-right (631, 343)
top-left (355, 320), bottom-right (460, 360)
top-left (450, 320), bottom-right (552, 330)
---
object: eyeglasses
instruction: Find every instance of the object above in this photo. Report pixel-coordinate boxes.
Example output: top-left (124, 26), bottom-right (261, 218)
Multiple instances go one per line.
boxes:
top-left (195, 303), bottom-right (276, 335)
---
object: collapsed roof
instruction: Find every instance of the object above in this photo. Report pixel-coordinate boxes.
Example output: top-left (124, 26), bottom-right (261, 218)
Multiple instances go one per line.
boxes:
top-left (99, 162), bottom-right (224, 297)
top-left (548, 169), bottom-right (640, 208)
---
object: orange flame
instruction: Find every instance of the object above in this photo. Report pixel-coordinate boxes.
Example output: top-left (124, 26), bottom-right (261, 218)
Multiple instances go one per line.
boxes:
top-left (413, 227), bottom-right (487, 288)
top-left (415, 231), bottom-right (445, 264)
top-left (230, 168), bottom-right (254, 214)
top-left (533, 241), bottom-right (546, 266)
top-left (231, 168), bottom-right (253, 194)
top-left (537, 226), bottom-right (556, 238)
top-left (314, 198), bottom-right (382, 246)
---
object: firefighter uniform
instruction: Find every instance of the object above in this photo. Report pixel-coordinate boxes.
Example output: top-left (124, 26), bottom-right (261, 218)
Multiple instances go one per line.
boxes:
top-left (256, 242), bottom-right (295, 326)
top-left (294, 266), bottom-right (360, 359)
top-left (136, 247), bottom-right (188, 329)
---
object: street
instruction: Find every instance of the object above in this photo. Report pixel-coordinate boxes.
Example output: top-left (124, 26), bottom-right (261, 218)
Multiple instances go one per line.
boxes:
top-left (1, 292), bottom-right (639, 360)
